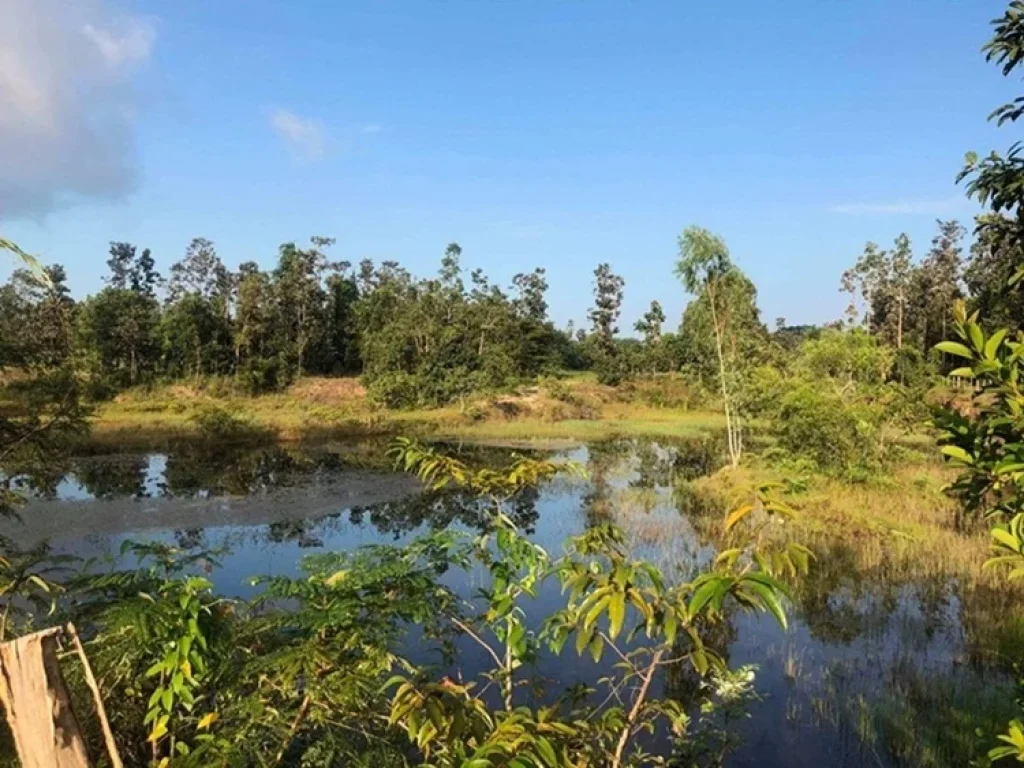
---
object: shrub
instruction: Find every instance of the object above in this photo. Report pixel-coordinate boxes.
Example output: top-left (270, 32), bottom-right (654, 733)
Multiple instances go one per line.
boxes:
top-left (189, 404), bottom-right (262, 440)
top-left (366, 371), bottom-right (421, 409)
top-left (774, 383), bottom-right (883, 474)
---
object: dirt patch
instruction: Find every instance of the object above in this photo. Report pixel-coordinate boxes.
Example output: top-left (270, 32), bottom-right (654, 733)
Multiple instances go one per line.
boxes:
top-left (477, 385), bottom-right (600, 422)
top-left (289, 377), bottom-right (367, 403)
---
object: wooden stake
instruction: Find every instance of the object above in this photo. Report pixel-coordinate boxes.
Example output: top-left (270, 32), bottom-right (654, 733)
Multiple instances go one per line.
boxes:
top-left (64, 624), bottom-right (123, 768)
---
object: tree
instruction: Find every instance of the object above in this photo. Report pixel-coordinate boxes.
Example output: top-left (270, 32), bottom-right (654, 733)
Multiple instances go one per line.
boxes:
top-left (912, 220), bottom-right (965, 353)
top-left (326, 268), bottom-right (361, 374)
top-left (959, 2), bottom-right (1024, 284)
top-left (634, 300), bottom-right (665, 344)
top-left (166, 238), bottom-right (232, 304)
top-left (272, 237), bottom-right (337, 377)
top-left (0, 238), bottom-right (86, 515)
top-left (675, 226), bottom-right (748, 468)
top-left (78, 288), bottom-right (160, 388)
top-left (106, 242), bottom-right (160, 298)
top-left (163, 238), bottom-right (234, 377)
top-left (586, 264), bottom-right (626, 385)
top-left (965, 213), bottom-right (1024, 330)
top-left (588, 263), bottom-right (624, 353)
top-left (512, 268), bottom-right (549, 323)
top-left (841, 235), bottom-right (914, 349)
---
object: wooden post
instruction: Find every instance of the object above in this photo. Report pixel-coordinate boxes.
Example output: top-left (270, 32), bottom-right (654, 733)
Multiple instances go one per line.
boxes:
top-left (65, 624), bottom-right (123, 768)
top-left (0, 625), bottom-right (123, 768)
top-left (0, 627), bottom-right (91, 768)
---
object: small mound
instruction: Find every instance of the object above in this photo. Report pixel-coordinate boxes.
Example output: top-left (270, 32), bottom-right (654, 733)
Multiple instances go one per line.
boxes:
top-left (289, 377), bottom-right (367, 403)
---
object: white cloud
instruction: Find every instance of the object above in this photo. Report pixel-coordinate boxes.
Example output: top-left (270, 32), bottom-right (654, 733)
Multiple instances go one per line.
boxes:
top-left (828, 197), bottom-right (966, 215)
top-left (270, 108), bottom-right (326, 160)
top-left (83, 18), bottom-right (156, 68)
top-left (0, 1), bottom-right (156, 221)
top-left (360, 123), bottom-right (384, 134)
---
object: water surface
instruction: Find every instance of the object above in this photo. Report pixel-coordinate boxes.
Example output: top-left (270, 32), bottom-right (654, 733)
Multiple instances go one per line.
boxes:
top-left (3, 437), bottom-right (1015, 767)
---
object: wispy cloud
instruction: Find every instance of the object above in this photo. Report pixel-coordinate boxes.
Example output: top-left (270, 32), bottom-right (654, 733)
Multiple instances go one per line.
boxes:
top-left (359, 123), bottom-right (383, 135)
top-left (269, 108), bottom-right (326, 160)
top-left (83, 17), bottom-right (156, 68)
top-left (828, 197), bottom-right (966, 216)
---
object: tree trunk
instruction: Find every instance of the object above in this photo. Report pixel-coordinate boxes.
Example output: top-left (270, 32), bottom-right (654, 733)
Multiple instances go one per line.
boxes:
top-left (707, 282), bottom-right (741, 468)
top-left (896, 296), bottom-right (904, 349)
top-left (0, 628), bottom-right (91, 768)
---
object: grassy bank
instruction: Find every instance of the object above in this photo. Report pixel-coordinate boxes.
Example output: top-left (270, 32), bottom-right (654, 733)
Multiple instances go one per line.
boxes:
top-left (83, 375), bottom-right (727, 449)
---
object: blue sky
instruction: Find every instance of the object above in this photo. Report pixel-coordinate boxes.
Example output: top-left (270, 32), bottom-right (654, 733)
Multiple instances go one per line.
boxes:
top-left (1, 0), bottom-right (1015, 332)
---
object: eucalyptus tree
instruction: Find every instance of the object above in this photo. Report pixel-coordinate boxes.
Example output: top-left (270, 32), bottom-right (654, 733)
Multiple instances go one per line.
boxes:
top-left (163, 238), bottom-right (235, 378)
top-left (912, 220), bottom-right (964, 352)
top-left (841, 234), bottom-right (914, 349)
top-left (587, 263), bottom-right (626, 384)
top-left (675, 226), bottom-right (749, 468)
top-left (588, 263), bottom-right (624, 352)
top-left (634, 300), bottom-right (665, 344)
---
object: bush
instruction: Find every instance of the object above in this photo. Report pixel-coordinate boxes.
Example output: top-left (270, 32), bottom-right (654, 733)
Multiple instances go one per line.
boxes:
top-left (189, 404), bottom-right (263, 440)
top-left (366, 371), bottom-right (422, 409)
top-left (774, 384), bottom-right (883, 474)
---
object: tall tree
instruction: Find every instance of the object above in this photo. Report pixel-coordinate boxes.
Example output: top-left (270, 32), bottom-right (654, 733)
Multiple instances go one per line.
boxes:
top-left (913, 220), bottom-right (965, 352)
top-left (634, 300), bottom-right (666, 344)
top-left (272, 236), bottom-right (337, 376)
top-left (841, 234), bottom-right (914, 349)
top-left (512, 268), bottom-right (549, 323)
top-left (106, 242), bottom-right (160, 298)
top-left (676, 226), bottom-right (749, 468)
top-left (167, 238), bottom-right (232, 304)
top-left (588, 263), bottom-right (624, 353)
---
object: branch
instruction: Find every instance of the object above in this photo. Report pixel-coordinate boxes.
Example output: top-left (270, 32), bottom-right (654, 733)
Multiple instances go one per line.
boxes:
top-left (611, 648), bottom-right (664, 768)
top-left (450, 617), bottom-right (504, 671)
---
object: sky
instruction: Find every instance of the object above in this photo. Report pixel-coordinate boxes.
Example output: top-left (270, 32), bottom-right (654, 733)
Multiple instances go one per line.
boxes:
top-left (0, 0), bottom-right (1017, 332)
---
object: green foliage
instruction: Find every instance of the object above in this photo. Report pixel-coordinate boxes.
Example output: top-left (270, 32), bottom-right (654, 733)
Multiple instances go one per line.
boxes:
top-left (188, 404), bottom-right (264, 441)
top-left (774, 383), bottom-right (884, 475)
top-left (793, 328), bottom-right (894, 388)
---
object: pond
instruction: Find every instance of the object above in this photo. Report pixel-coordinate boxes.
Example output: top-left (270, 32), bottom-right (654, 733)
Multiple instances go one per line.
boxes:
top-left (1, 437), bottom-right (1016, 767)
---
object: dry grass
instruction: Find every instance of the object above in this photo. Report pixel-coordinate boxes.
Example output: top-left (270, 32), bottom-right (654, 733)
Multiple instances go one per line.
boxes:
top-left (86, 376), bottom-right (728, 448)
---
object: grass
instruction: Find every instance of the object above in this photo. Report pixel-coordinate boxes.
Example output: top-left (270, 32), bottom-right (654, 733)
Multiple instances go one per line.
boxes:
top-left (83, 376), bottom-right (727, 449)
top-left (685, 460), bottom-right (989, 577)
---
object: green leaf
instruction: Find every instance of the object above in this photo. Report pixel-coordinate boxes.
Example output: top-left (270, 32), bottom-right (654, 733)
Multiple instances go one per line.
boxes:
top-left (940, 445), bottom-right (974, 464)
top-left (689, 578), bottom-right (724, 618)
top-left (742, 580), bottom-right (788, 630)
top-left (969, 323), bottom-right (985, 354)
top-left (948, 366), bottom-right (976, 378)
top-left (607, 592), bottom-right (626, 639)
top-left (986, 328), bottom-right (1010, 359)
top-left (535, 737), bottom-right (558, 766)
top-left (935, 341), bottom-right (974, 359)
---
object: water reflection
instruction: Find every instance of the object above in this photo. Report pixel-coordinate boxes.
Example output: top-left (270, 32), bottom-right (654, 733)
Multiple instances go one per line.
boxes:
top-left (0, 436), bottom-right (1019, 767)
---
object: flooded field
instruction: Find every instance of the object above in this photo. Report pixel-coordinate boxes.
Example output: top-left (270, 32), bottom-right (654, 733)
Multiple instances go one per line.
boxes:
top-left (2, 437), bottom-right (1016, 767)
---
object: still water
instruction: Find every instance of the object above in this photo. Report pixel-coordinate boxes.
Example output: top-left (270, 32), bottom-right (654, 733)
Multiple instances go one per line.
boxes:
top-left (2, 437), bottom-right (1016, 767)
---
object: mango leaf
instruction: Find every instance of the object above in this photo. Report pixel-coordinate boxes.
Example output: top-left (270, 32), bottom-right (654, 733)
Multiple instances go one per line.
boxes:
top-left (986, 328), bottom-right (1010, 359)
top-left (607, 592), bottom-right (626, 639)
top-left (724, 504), bottom-right (754, 532)
top-left (940, 445), bottom-right (974, 464)
top-left (935, 341), bottom-right (974, 359)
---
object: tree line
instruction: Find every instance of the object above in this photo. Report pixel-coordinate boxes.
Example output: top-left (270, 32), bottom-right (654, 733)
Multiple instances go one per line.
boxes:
top-left (4, 213), bottom-right (1017, 409)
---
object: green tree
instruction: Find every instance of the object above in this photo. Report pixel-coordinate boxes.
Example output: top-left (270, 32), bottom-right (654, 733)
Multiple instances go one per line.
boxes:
top-left (959, 1), bottom-right (1024, 284)
top-left (676, 226), bottom-right (757, 468)
top-left (587, 263), bottom-right (625, 385)
top-left (841, 234), bottom-right (915, 349)
top-left (912, 220), bottom-right (965, 353)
